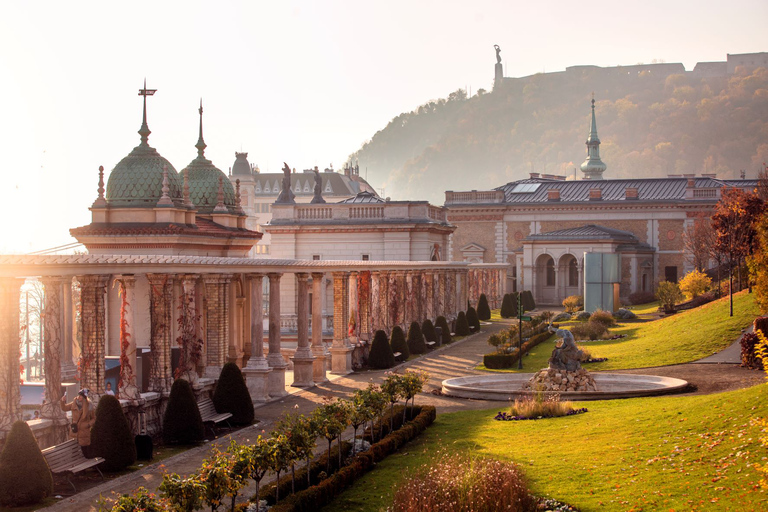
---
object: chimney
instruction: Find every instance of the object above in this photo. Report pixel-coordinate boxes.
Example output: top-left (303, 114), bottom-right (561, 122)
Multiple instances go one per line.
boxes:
top-left (529, 172), bottom-right (540, 179)
top-left (547, 189), bottom-right (561, 201)
top-left (625, 187), bottom-right (638, 200)
top-left (684, 174), bottom-right (696, 189)
top-left (589, 188), bottom-right (602, 201)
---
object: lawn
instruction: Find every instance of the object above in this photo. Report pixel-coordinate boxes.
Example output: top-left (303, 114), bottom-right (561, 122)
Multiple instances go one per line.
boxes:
top-left (482, 291), bottom-right (759, 372)
top-left (324, 383), bottom-right (768, 511)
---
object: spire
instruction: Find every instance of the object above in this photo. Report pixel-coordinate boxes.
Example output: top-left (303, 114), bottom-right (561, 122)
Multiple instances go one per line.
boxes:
top-left (92, 166), bottom-right (107, 208)
top-left (137, 79), bottom-right (157, 147)
top-left (213, 176), bottom-right (228, 212)
top-left (580, 94), bottom-right (607, 180)
top-left (587, 92), bottom-right (600, 144)
top-left (196, 98), bottom-right (207, 158)
top-left (157, 165), bottom-right (174, 206)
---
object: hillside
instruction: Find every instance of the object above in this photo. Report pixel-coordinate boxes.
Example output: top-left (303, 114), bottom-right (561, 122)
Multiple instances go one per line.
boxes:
top-left (349, 66), bottom-right (768, 205)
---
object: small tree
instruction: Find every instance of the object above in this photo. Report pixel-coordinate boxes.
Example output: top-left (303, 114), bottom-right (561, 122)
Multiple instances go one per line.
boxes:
top-left (381, 373), bottom-right (403, 432)
top-left (198, 447), bottom-right (243, 512)
top-left (368, 329), bottom-right (395, 369)
top-left (274, 410), bottom-right (317, 493)
top-left (163, 379), bottom-right (205, 445)
top-left (406, 321), bottom-right (427, 354)
top-left (160, 472), bottom-right (205, 512)
top-left (435, 316), bottom-right (452, 344)
top-left (679, 269), bottom-right (712, 299)
top-left (466, 306), bottom-right (480, 332)
top-left (360, 381), bottom-right (387, 442)
top-left (266, 434), bottom-right (296, 504)
top-left (390, 325), bottom-right (409, 360)
top-left (487, 332), bottom-right (505, 353)
top-left (0, 421), bottom-right (53, 507)
top-left (246, 436), bottom-right (274, 508)
top-left (421, 318), bottom-right (437, 344)
top-left (477, 293), bottom-right (491, 320)
top-left (213, 362), bottom-right (255, 425)
top-left (455, 311), bottom-right (471, 336)
top-left (400, 370), bottom-right (429, 421)
top-left (656, 281), bottom-right (683, 313)
top-left (90, 394), bottom-right (137, 471)
top-left (349, 390), bottom-right (372, 456)
top-left (312, 398), bottom-right (349, 475)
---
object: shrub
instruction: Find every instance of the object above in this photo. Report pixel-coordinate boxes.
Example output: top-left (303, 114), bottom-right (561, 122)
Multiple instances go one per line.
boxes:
top-left (590, 309), bottom-right (616, 328)
top-left (679, 269), bottom-right (712, 299)
top-left (477, 293), bottom-right (491, 320)
top-left (569, 322), bottom-right (608, 341)
top-left (421, 319), bottom-right (437, 344)
top-left (552, 312), bottom-right (571, 322)
top-left (390, 453), bottom-right (535, 512)
top-left (520, 290), bottom-right (536, 312)
top-left (90, 394), bottom-right (137, 471)
top-left (163, 379), bottom-right (205, 445)
top-left (562, 295), bottom-right (583, 313)
top-left (390, 326), bottom-right (409, 360)
top-left (483, 352), bottom-right (518, 369)
top-left (435, 316), bottom-right (452, 344)
top-left (466, 306), bottom-right (481, 332)
top-left (754, 316), bottom-right (768, 338)
top-left (406, 322), bottom-right (427, 354)
top-left (575, 311), bottom-right (591, 321)
top-left (213, 362), bottom-right (255, 425)
top-left (500, 293), bottom-right (516, 318)
top-left (613, 308), bottom-right (637, 320)
top-left (368, 330), bottom-right (395, 369)
top-left (657, 280), bottom-right (683, 313)
top-left (741, 332), bottom-right (762, 369)
top-left (628, 290), bottom-right (657, 305)
top-left (0, 421), bottom-right (53, 507)
top-left (455, 311), bottom-right (471, 336)
top-left (509, 393), bottom-right (576, 419)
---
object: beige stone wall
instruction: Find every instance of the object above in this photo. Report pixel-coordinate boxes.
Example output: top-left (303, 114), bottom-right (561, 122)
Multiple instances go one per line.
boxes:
top-left (658, 253), bottom-right (686, 284)
top-left (539, 219), bottom-right (649, 243)
top-left (505, 221), bottom-right (531, 250)
top-left (658, 219), bottom-right (685, 251)
top-left (450, 221), bottom-right (497, 262)
top-left (620, 256), bottom-right (632, 298)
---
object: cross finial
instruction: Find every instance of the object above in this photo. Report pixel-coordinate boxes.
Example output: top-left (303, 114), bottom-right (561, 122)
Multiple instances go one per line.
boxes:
top-left (138, 79), bottom-right (157, 147)
top-left (196, 98), bottom-right (207, 158)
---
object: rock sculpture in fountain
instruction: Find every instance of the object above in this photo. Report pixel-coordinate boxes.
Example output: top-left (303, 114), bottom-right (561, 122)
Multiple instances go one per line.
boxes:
top-left (523, 325), bottom-right (598, 392)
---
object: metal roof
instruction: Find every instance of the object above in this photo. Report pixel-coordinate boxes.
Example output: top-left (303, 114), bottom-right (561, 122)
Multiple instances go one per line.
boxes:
top-left (525, 224), bottom-right (638, 242)
top-left (338, 191), bottom-right (385, 204)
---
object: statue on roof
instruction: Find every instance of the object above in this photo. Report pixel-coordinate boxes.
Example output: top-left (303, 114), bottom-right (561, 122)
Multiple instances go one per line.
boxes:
top-left (311, 168), bottom-right (326, 204)
top-left (276, 162), bottom-right (296, 203)
top-left (494, 45), bottom-right (501, 64)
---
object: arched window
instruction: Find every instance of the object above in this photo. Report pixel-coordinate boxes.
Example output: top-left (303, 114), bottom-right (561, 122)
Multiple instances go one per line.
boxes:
top-left (546, 257), bottom-right (555, 286)
top-left (569, 258), bottom-right (579, 287)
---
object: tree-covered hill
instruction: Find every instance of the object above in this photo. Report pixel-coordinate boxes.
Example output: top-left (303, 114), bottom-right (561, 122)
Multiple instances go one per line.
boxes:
top-left (349, 67), bottom-right (768, 205)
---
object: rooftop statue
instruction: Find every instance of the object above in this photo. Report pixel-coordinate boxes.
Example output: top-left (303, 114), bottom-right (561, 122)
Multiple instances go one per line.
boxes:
top-left (276, 162), bottom-right (296, 204)
top-left (310, 168), bottom-right (326, 204)
top-left (494, 44), bottom-right (501, 64)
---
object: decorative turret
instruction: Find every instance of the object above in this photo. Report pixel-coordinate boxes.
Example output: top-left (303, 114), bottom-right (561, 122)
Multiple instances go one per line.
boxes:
top-left (580, 95), bottom-right (607, 180)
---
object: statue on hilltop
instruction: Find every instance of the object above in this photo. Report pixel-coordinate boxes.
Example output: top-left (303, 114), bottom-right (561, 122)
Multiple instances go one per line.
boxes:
top-left (494, 44), bottom-right (501, 64)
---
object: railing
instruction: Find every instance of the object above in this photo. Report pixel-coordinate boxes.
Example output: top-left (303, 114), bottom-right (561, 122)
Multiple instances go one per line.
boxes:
top-left (350, 206), bottom-right (384, 219)
top-left (297, 207), bottom-right (333, 219)
top-left (428, 206), bottom-right (446, 221)
top-left (279, 314), bottom-right (334, 333)
top-left (445, 190), bottom-right (505, 204)
top-left (693, 189), bottom-right (718, 199)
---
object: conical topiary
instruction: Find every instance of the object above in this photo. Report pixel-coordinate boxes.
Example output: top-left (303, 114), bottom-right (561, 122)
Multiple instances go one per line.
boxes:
top-left (213, 362), bottom-right (255, 425)
top-left (455, 311), bottom-right (471, 336)
top-left (466, 306), bottom-right (480, 332)
top-left (390, 325), bottom-right (409, 360)
top-left (163, 379), bottom-right (205, 445)
top-left (477, 293), bottom-right (491, 321)
top-left (407, 321), bottom-right (427, 354)
top-left (500, 293), bottom-right (514, 318)
top-left (368, 329), bottom-right (395, 369)
top-left (90, 394), bottom-right (137, 471)
top-left (421, 318), bottom-right (437, 344)
top-left (521, 290), bottom-right (536, 312)
top-left (0, 421), bottom-right (52, 507)
top-left (435, 316), bottom-right (452, 344)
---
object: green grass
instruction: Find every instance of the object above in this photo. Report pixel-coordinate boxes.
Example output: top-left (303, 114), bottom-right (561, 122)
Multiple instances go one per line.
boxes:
top-left (324, 384), bottom-right (768, 511)
top-left (483, 291), bottom-right (759, 372)
top-left (624, 300), bottom-right (661, 316)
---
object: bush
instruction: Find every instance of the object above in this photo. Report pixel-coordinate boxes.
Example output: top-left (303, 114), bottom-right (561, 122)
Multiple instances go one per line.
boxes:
top-left (679, 269), bottom-right (712, 299)
top-left (754, 316), bottom-right (768, 338)
top-left (466, 306), bottom-right (481, 332)
top-left (477, 293), bottom-right (491, 320)
top-left (509, 393), bottom-right (576, 419)
top-left (562, 295), bottom-right (583, 313)
top-left (590, 309), bottom-right (616, 328)
top-left (213, 362), bottom-right (255, 425)
top-left (0, 421), bottom-right (53, 507)
top-left (368, 329), bottom-right (395, 369)
top-left (575, 311), bottom-right (591, 321)
top-left (500, 293), bottom-right (516, 318)
top-left (406, 322), bottom-right (427, 354)
top-left (483, 353), bottom-right (518, 369)
top-left (90, 394), bottom-right (137, 471)
top-left (657, 280), bottom-right (683, 313)
top-left (390, 326), bottom-right (410, 360)
top-left (455, 311), bottom-right (471, 336)
top-left (613, 308), bottom-right (637, 320)
top-left (520, 290), bottom-right (536, 312)
top-left (435, 316), bottom-right (452, 344)
top-left (552, 312), bottom-right (572, 322)
top-left (741, 332), bottom-right (762, 369)
top-left (163, 379), bottom-right (205, 445)
top-left (569, 322), bottom-right (608, 341)
top-left (628, 290), bottom-right (656, 305)
top-left (421, 319), bottom-right (437, 344)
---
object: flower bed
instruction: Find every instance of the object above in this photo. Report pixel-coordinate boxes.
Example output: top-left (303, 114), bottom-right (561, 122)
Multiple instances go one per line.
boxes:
top-left (494, 408), bottom-right (588, 421)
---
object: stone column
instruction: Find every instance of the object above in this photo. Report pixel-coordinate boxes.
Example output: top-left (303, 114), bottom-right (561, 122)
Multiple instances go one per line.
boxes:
top-left (311, 272), bottom-right (328, 383)
top-left (176, 274), bottom-right (200, 386)
top-left (447, 270), bottom-right (456, 319)
top-left (78, 274), bottom-right (109, 396)
top-left (379, 270), bottom-right (390, 332)
top-left (370, 271), bottom-right (381, 334)
top-left (348, 271), bottom-right (359, 339)
top-left (414, 271), bottom-right (424, 324)
top-left (231, 293), bottom-right (245, 367)
top-left (267, 273), bottom-right (288, 397)
top-left (60, 277), bottom-right (77, 381)
top-left (203, 275), bottom-right (231, 379)
top-left (330, 272), bottom-right (353, 375)
top-left (39, 277), bottom-right (65, 422)
top-left (0, 278), bottom-right (23, 432)
top-left (111, 275), bottom-right (141, 400)
top-left (396, 271), bottom-right (407, 329)
top-left (437, 270), bottom-right (446, 319)
top-left (147, 274), bottom-right (174, 394)
top-left (425, 271), bottom-right (434, 321)
top-left (459, 270), bottom-right (469, 313)
top-left (291, 273), bottom-right (315, 388)
top-left (405, 272), bottom-right (414, 327)
top-left (243, 274), bottom-right (270, 403)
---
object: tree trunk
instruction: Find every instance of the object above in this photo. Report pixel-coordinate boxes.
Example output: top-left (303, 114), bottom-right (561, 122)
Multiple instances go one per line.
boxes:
top-left (291, 463), bottom-right (295, 495)
top-left (327, 438), bottom-right (332, 475)
top-left (275, 470), bottom-right (281, 503)
top-left (729, 258), bottom-right (734, 317)
top-left (306, 456), bottom-right (311, 487)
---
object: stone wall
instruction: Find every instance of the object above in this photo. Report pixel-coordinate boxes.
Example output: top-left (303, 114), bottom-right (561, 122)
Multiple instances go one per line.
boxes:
top-left (449, 220), bottom-right (498, 262)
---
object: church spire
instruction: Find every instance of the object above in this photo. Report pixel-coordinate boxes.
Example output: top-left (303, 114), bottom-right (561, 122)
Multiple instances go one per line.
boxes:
top-left (580, 94), bottom-right (607, 180)
top-left (137, 79), bottom-right (156, 147)
top-left (196, 98), bottom-right (207, 158)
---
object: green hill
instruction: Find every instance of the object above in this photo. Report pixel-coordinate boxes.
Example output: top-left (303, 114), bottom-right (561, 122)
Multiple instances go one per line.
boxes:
top-left (349, 66), bottom-right (768, 204)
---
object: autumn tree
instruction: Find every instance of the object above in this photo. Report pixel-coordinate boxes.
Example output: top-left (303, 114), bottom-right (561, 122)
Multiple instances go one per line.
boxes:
top-left (682, 213), bottom-right (718, 272)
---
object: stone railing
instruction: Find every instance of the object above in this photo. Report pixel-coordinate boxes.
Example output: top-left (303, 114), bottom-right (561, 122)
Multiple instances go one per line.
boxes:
top-left (280, 313), bottom-right (333, 333)
top-left (428, 206), bottom-right (446, 221)
top-left (444, 190), bottom-right (505, 205)
top-left (272, 202), bottom-right (451, 225)
top-left (297, 207), bottom-right (333, 220)
top-left (692, 188), bottom-right (719, 199)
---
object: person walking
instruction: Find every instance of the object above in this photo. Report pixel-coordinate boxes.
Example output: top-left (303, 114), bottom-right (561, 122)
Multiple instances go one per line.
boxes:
top-left (61, 389), bottom-right (96, 457)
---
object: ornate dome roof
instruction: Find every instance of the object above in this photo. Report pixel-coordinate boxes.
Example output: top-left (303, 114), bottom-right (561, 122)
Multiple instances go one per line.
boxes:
top-left (231, 152), bottom-right (253, 177)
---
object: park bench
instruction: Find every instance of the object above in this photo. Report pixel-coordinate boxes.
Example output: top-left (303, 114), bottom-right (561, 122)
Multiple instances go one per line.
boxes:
top-left (197, 397), bottom-right (233, 436)
top-left (426, 340), bottom-right (436, 349)
top-left (41, 439), bottom-right (104, 492)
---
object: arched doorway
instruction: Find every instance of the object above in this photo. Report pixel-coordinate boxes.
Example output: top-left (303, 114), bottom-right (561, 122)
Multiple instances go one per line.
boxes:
top-left (558, 254), bottom-right (580, 303)
top-left (535, 254), bottom-right (556, 305)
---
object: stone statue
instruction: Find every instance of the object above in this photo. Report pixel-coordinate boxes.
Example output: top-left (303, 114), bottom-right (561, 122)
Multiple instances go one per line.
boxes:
top-left (547, 325), bottom-right (582, 371)
top-left (276, 162), bottom-right (296, 204)
top-left (310, 168), bottom-right (326, 204)
top-left (494, 44), bottom-right (501, 64)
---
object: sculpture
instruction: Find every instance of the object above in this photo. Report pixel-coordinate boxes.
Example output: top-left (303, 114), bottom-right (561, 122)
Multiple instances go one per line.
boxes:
top-left (494, 44), bottom-right (501, 64)
top-left (547, 325), bottom-right (582, 371)
top-left (310, 168), bottom-right (326, 204)
top-left (275, 162), bottom-right (296, 203)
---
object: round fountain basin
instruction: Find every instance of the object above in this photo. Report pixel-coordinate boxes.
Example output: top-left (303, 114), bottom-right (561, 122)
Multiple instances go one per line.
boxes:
top-left (442, 373), bottom-right (689, 401)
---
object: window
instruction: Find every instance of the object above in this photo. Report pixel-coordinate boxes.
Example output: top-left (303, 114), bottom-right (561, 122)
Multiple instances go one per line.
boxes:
top-left (665, 266), bottom-right (678, 283)
top-left (313, 255), bottom-right (321, 261)
top-left (546, 258), bottom-right (555, 286)
top-left (568, 259), bottom-right (579, 287)
top-left (361, 254), bottom-right (369, 261)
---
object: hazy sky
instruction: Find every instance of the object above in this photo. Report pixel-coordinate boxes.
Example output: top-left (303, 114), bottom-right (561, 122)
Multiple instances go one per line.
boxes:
top-left (1, 0), bottom-right (766, 253)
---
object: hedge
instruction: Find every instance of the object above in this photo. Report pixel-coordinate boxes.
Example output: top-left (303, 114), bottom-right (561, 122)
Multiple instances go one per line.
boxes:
top-left (483, 330), bottom-right (553, 369)
top-left (407, 321), bottom-right (427, 354)
top-left (368, 329), bottom-right (395, 369)
top-left (213, 362), bottom-right (255, 425)
top-left (162, 379), bottom-right (205, 445)
top-left (390, 326), bottom-right (409, 360)
top-left (477, 293), bottom-right (491, 320)
top-left (500, 293), bottom-right (516, 318)
top-left (455, 311), bottom-right (471, 336)
top-left (421, 319), bottom-right (438, 344)
top-left (90, 394), bottom-right (137, 471)
top-left (466, 307), bottom-right (480, 332)
top-left (520, 290), bottom-right (536, 312)
top-left (0, 421), bottom-right (52, 507)
top-left (435, 316), bottom-right (452, 344)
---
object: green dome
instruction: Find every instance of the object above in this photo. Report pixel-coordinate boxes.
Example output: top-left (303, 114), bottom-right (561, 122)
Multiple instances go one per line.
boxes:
top-left (105, 144), bottom-right (183, 207)
top-left (183, 157), bottom-right (236, 214)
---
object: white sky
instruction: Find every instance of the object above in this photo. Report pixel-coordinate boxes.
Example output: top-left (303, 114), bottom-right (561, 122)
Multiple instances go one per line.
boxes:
top-left (1, 0), bottom-right (766, 253)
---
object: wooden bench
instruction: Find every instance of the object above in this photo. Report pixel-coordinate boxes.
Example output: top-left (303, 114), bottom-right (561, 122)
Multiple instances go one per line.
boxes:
top-left (42, 439), bottom-right (104, 492)
top-left (197, 397), bottom-right (233, 436)
top-left (426, 341), bottom-right (436, 349)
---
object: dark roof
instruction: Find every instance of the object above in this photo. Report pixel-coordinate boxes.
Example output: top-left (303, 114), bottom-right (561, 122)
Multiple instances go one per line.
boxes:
top-left (525, 224), bottom-right (638, 242)
top-left (70, 217), bottom-right (261, 240)
top-left (338, 191), bottom-right (385, 204)
top-left (493, 177), bottom-right (759, 204)
top-left (252, 172), bottom-right (376, 198)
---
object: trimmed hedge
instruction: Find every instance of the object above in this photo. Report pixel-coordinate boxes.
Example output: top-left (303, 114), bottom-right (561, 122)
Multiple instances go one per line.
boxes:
top-left (213, 362), bottom-right (255, 425)
top-left (477, 293), bottom-right (491, 320)
top-left (266, 406), bottom-right (437, 512)
top-left (421, 319), bottom-right (437, 344)
top-left (407, 321), bottom-right (427, 354)
top-left (368, 329), bottom-right (395, 369)
top-left (390, 326), bottom-right (409, 360)
top-left (91, 394), bottom-right (137, 471)
top-left (435, 316), bottom-right (452, 344)
top-left (0, 421), bottom-right (53, 507)
top-left (162, 379), bottom-right (205, 445)
top-left (483, 330), bottom-right (553, 369)
top-left (500, 293), bottom-right (517, 318)
top-left (520, 290), bottom-right (536, 312)
top-left (455, 311), bottom-right (471, 336)
top-left (466, 307), bottom-right (480, 332)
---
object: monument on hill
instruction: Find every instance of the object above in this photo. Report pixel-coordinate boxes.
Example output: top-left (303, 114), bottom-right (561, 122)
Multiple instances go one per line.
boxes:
top-left (493, 45), bottom-right (503, 88)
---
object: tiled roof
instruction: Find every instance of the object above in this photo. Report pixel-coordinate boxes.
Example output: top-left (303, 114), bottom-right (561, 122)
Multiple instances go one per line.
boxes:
top-left (70, 217), bottom-right (260, 240)
top-left (525, 224), bottom-right (638, 242)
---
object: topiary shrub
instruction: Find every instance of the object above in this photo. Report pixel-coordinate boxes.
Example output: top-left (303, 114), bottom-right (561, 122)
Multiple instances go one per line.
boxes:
top-left (368, 330), bottom-right (395, 369)
top-left (520, 290), bottom-right (536, 312)
top-left (0, 421), bottom-right (52, 507)
top-left (407, 321), bottom-right (427, 354)
top-left (421, 319), bottom-right (437, 345)
top-left (213, 362), bottom-right (255, 425)
top-left (477, 293), bottom-right (491, 320)
top-left (589, 309), bottom-right (616, 328)
top-left (455, 311), bottom-right (471, 336)
top-left (500, 293), bottom-right (514, 318)
top-left (435, 316), bottom-right (452, 344)
top-left (163, 379), bottom-right (205, 445)
top-left (90, 394), bottom-right (137, 471)
top-left (390, 326), bottom-right (409, 360)
top-left (466, 306), bottom-right (480, 332)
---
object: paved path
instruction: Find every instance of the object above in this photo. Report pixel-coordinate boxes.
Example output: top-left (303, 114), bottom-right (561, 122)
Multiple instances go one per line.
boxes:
top-left (43, 317), bottom-right (763, 511)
